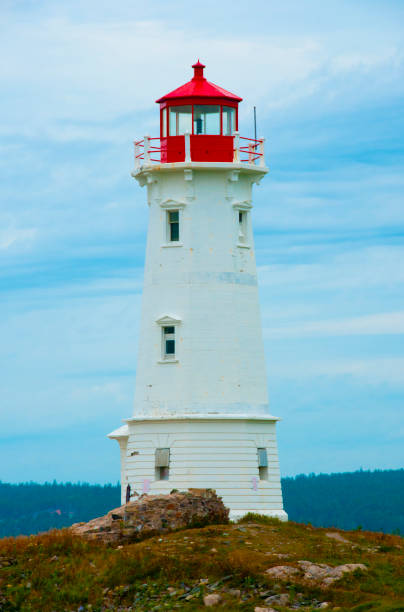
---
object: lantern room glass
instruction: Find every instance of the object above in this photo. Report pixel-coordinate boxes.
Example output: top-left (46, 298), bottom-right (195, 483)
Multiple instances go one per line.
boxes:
top-left (161, 108), bottom-right (167, 137)
top-left (193, 105), bottom-right (220, 135)
top-left (222, 106), bottom-right (236, 135)
top-left (169, 105), bottom-right (192, 136)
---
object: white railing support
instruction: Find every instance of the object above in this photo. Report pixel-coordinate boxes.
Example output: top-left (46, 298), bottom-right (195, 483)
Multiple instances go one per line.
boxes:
top-left (248, 142), bottom-right (254, 164)
top-left (144, 135), bottom-right (150, 164)
top-left (233, 131), bottom-right (240, 163)
top-left (259, 137), bottom-right (265, 167)
top-left (184, 131), bottom-right (191, 163)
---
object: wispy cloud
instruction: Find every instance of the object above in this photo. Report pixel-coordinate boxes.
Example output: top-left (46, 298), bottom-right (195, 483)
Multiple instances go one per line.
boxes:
top-left (266, 311), bottom-right (404, 339)
top-left (0, 227), bottom-right (37, 251)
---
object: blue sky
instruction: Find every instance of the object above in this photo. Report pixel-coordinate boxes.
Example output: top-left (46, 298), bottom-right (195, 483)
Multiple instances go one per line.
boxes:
top-left (1, 0), bottom-right (403, 483)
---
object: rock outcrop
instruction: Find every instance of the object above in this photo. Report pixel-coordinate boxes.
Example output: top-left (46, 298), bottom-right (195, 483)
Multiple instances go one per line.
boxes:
top-left (71, 489), bottom-right (228, 543)
top-left (298, 560), bottom-right (367, 586)
top-left (265, 560), bottom-right (367, 588)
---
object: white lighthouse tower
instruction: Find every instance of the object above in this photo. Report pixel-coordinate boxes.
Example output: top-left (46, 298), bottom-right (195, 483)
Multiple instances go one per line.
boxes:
top-left (109, 61), bottom-right (287, 520)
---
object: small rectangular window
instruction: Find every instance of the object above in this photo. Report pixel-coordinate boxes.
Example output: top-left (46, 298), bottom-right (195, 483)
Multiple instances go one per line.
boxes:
top-left (163, 326), bottom-right (176, 359)
top-left (258, 448), bottom-right (268, 467)
top-left (155, 448), bottom-right (170, 480)
top-left (238, 210), bottom-right (247, 244)
top-left (258, 448), bottom-right (268, 480)
top-left (167, 210), bottom-right (179, 242)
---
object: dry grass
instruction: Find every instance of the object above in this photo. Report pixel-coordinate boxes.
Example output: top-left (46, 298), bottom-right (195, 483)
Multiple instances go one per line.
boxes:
top-left (0, 518), bottom-right (403, 611)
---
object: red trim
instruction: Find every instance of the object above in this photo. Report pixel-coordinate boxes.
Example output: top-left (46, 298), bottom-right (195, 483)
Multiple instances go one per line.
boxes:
top-left (164, 102), bottom-right (238, 137)
top-left (161, 97), bottom-right (238, 107)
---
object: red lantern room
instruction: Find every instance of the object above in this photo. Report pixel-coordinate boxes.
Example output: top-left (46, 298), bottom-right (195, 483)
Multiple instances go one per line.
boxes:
top-left (156, 61), bottom-right (242, 163)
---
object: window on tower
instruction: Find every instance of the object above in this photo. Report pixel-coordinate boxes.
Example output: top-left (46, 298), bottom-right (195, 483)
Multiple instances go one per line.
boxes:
top-left (155, 448), bottom-right (170, 480)
top-left (167, 210), bottom-right (179, 242)
top-left (238, 210), bottom-right (247, 244)
top-left (257, 448), bottom-right (268, 480)
top-left (169, 105), bottom-right (192, 135)
top-left (162, 326), bottom-right (176, 360)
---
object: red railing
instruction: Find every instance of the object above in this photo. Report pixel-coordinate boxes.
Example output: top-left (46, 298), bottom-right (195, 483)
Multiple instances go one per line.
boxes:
top-left (238, 136), bottom-right (264, 164)
top-left (134, 137), bottom-right (162, 164)
top-left (134, 132), bottom-right (265, 168)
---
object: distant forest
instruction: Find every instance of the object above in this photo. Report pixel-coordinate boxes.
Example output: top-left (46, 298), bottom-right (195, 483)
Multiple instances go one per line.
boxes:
top-left (0, 469), bottom-right (402, 538)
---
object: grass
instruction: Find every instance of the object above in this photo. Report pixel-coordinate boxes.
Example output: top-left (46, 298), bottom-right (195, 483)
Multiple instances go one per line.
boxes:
top-left (0, 517), bottom-right (403, 611)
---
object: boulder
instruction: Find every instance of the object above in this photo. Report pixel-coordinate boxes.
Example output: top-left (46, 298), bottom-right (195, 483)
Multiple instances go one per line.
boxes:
top-left (71, 489), bottom-right (228, 543)
top-left (264, 560), bottom-right (367, 588)
top-left (298, 560), bottom-right (367, 585)
top-left (265, 565), bottom-right (299, 579)
top-left (203, 593), bottom-right (222, 606)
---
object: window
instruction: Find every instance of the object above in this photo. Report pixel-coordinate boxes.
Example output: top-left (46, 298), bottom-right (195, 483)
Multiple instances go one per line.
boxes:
top-left (161, 108), bottom-right (167, 137)
top-left (169, 105), bottom-right (192, 135)
top-left (167, 210), bottom-right (179, 242)
top-left (155, 448), bottom-right (170, 480)
top-left (162, 326), bottom-right (176, 360)
top-left (257, 448), bottom-right (268, 481)
top-left (193, 105), bottom-right (220, 135)
top-left (222, 106), bottom-right (236, 135)
top-left (156, 315), bottom-right (181, 362)
top-left (238, 210), bottom-right (247, 244)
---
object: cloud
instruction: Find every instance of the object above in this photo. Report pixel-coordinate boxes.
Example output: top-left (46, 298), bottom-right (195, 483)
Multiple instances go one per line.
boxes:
top-left (258, 245), bottom-right (404, 291)
top-left (0, 227), bottom-right (37, 251)
top-left (266, 311), bottom-right (404, 339)
top-left (1, 2), bottom-right (403, 140)
top-left (269, 356), bottom-right (404, 386)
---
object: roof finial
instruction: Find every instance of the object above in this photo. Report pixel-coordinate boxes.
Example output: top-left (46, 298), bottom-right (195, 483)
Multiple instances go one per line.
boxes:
top-left (192, 59), bottom-right (205, 80)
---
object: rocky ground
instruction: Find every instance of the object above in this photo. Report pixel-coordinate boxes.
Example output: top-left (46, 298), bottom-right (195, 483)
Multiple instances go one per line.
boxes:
top-left (0, 509), bottom-right (403, 611)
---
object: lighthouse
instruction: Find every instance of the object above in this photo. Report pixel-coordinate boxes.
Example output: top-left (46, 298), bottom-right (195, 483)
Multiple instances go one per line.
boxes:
top-left (108, 62), bottom-right (287, 520)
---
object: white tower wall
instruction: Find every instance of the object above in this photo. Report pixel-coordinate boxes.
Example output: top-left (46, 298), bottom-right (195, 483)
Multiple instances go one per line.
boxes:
top-left (134, 165), bottom-right (269, 418)
top-left (109, 161), bottom-right (287, 521)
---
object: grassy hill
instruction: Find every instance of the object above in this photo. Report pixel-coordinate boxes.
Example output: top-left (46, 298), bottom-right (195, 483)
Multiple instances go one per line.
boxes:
top-left (0, 516), bottom-right (403, 611)
top-left (0, 469), bottom-right (403, 538)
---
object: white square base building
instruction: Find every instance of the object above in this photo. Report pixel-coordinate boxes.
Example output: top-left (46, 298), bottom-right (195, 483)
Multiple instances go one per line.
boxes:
top-left (110, 416), bottom-right (286, 520)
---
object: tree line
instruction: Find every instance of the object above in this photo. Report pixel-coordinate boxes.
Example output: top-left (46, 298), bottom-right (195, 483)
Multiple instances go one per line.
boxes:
top-left (0, 469), bottom-right (402, 538)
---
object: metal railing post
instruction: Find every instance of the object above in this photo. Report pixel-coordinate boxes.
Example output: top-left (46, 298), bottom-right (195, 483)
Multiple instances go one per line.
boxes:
top-left (259, 137), bottom-right (265, 167)
top-left (233, 131), bottom-right (240, 163)
top-left (184, 131), bottom-right (191, 163)
top-left (144, 135), bottom-right (150, 164)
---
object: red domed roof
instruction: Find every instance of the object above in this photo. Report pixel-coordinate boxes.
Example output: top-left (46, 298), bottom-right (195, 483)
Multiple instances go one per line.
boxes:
top-left (156, 61), bottom-right (242, 104)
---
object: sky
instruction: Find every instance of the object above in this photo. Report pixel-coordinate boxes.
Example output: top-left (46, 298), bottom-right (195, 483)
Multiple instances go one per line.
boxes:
top-left (0, 0), bottom-right (403, 484)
